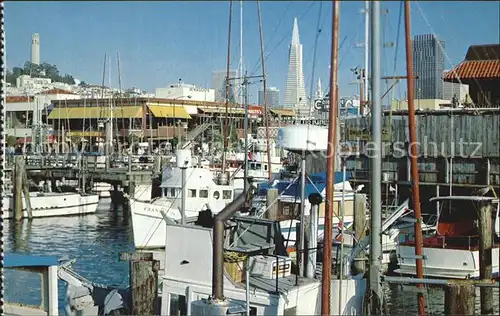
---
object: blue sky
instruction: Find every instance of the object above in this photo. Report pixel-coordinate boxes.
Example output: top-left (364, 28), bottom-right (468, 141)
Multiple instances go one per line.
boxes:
top-left (5, 1), bottom-right (499, 104)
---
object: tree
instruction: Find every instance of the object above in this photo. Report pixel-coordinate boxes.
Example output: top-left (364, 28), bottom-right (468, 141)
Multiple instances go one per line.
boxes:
top-left (6, 135), bottom-right (17, 147)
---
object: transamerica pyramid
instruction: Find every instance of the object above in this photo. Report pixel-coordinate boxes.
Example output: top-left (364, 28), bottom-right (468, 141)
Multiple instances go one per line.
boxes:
top-left (283, 17), bottom-right (307, 109)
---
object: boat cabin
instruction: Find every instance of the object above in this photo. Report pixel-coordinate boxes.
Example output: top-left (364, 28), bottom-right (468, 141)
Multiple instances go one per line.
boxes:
top-left (160, 167), bottom-right (235, 212)
top-left (403, 196), bottom-right (499, 249)
top-left (161, 216), bottom-right (365, 315)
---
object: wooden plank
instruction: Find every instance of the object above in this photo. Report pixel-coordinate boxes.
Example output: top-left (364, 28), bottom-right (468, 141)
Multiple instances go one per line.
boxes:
top-left (119, 252), bottom-right (154, 262)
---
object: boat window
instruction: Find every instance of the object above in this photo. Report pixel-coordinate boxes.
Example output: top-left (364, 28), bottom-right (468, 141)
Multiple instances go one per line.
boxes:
top-left (250, 306), bottom-right (257, 315)
top-left (199, 189), bottom-right (208, 198)
top-left (189, 189), bottom-right (196, 197)
top-left (169, 293), bottom-right (186, 316)
top-left (264, 164), bottom-right (268, 171)
top-left (223, 190), bottom-right (232, 200)
top-left (170, 188), bottom-right (176, 197)
top-left (213, 191), bottom-right (220, 200)
top-left (284, 307), bottom-right (297, 315)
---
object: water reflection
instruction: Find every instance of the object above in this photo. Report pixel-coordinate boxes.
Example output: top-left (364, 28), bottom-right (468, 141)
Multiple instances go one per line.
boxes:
top-left (3, 201), bottom-right (134, 310)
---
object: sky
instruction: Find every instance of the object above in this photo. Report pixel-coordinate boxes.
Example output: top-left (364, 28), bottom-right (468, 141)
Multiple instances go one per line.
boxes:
top-left (5, 1), bottom-right (500, 104)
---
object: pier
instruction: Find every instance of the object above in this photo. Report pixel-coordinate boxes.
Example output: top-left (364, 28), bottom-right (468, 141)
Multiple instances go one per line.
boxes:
top-left (5, 154), bottom-right (163, 200)
top-left (342, 108), bottom-right (500, 203)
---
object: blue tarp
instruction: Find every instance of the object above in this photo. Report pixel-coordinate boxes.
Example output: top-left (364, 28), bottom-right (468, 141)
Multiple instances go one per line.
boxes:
top-left (4, 253), bottom-right (59, 268)
top-left (257, 171), bottom-right (349, 199)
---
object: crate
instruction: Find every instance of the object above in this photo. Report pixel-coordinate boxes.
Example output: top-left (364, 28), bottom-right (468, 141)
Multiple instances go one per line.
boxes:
top-left (224, 260), bottom-right (246, 283)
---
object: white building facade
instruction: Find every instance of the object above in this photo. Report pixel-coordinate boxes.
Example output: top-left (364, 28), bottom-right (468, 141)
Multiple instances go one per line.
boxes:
top-left (155, 82), bottom-right (215, 102)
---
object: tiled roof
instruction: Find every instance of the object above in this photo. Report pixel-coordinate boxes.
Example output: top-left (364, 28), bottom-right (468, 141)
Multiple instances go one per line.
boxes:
top-left (443, 60), bottom-right (500, 80)
top-left (39, 88), bottom-right (76, 95)
top-left (6, 96), bottom-right (34, 103)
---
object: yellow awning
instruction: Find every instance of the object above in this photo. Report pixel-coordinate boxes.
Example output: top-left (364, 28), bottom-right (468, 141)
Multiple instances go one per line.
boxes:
top-left (66, 131), bottom-right (104, 137)
top-left (270, 109), bottom-right (295, 117)
top-left (147, 105), bottom-right (192, 119)
top-left (199, 107), bottom-right (246, 115)
top-left (48, 106), bottom-right (143, 120)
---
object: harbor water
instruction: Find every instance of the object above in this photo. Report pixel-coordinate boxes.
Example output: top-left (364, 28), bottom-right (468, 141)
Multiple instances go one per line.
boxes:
top-left (4, 200), bottom-right (499, 315)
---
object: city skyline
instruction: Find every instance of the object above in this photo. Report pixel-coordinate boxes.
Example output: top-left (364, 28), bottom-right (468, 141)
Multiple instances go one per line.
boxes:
top-left (5, 1), bottom-right (499, 104)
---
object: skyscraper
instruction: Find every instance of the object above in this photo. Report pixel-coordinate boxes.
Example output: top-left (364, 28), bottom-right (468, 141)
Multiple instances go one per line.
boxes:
top-left (258, 87), bottom-right (280, 107)
top-left (283, 18), bottom-right (307, 108)
top-left (211, 69), bottom-right (238, 102)
top-left (31, 33), bottom-right (40, 65)
top-left (412, 34), bottom-right (445, 99)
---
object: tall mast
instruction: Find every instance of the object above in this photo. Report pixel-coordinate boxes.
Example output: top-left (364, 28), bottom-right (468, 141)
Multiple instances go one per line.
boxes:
top-left (368, 1), bottom-right (384, 314)
top-left (321, 1), bottom-right (340, 315)
top-left (222, 0), bottom-right (233, 175)
top-left (404, 1), bottom-right (426, 315)
top-left (257, 1), bottom-right (272, 180)
top-left (364, 0), bottom-right (369, 100)
top-left (239, 0), bottom-right (244, 104)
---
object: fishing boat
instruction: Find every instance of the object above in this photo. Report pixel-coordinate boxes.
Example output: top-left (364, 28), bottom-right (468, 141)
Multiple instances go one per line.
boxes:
top-left (2, 192), bottom-right (99, 219)
top-left (129, 149), bottom-right (239, 249)
top-left (161, 192), bottom-right (366, 316)
top-left (396, 196), bottom-right (500, 279)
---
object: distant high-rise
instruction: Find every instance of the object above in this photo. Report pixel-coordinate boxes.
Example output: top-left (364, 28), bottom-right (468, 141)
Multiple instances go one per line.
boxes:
top-left (31, 33), bottom-right (40, 65)
top-left (211, 69), bottom-right (238, 102)
top-left (283, 18), bottom-right (307, 108)
top-left (258, 87), bottom-right (280, 107)
top-left (412, 34), bottom-right (445, 99)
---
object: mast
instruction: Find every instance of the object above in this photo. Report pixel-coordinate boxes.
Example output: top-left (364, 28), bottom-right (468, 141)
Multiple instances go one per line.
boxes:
top-left (221, 0), bottom-right (233, 175)
top-left (239, 0), bottom-right (244, 104)
top-left (364, 0), bottom-right (369, 101)
top-left (257, 0), bottom-right (272, 180)
top-left (404, 1), bottom-right (426, 315)
top-left (321, 1), bottom-right (340, 315)
top-left (368, 1), bottom-right (384, 314)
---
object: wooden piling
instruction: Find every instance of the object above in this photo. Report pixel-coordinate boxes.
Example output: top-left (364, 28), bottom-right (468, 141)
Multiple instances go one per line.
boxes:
top-left (444, 283), bottom-right (475, 315)
top-left (21, 168), bottom-right (33, 219)
top-left (266, 188), bottom-right (279, 220)
top-left (119, 252), bottom-right (160, 315)
top-left (353, 193), bottom-right (367, 274)
top-left (479, 201), bottom-right (494, 315)
top-left (13, 156), bottom-right (24, 221)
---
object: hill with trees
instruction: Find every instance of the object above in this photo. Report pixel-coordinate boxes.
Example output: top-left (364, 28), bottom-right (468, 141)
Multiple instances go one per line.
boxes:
top-left (6, 61), bottom-right (76, 86)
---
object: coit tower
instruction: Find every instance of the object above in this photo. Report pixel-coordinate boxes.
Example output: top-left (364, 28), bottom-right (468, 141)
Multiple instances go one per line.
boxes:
top-left (31, 33), bottom-right (40, 65)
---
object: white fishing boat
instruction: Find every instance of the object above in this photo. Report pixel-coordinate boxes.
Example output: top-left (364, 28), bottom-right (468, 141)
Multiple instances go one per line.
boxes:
top-left (129, 150), bottom-right (239, 249)
top-left (2, 191), bottom-right (99, 219)
top-left (161, 197), bottom-right (366, 316)
top-left (92, 182), bottom-right (112, 199)
top-left (396, 196), bottom-right (500, 279)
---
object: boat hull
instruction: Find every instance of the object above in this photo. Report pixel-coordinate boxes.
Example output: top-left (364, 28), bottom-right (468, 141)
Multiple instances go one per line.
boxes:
top-left (396, 244), bottom-right (500, 279)
top-left (129, 198), bottom-right (202, 249)
top-left (2, 193), bottom-right (99, 219)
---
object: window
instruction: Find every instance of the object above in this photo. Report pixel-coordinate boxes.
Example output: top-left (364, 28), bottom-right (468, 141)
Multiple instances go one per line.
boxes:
top-left (170, 188), bottom-right (176, 197)
top-left (264, 164), bottom-right (268, 171)
top-left (199, 190), bottom-right (208, 198)
top-left (169, 294), bottom-right (186, 316)
top-left (188, 189), bottom-right (196, 197)
top-left (223, 190), bottom-right (232, 200)
top-left (213, 191), bottom-right (220, 200)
